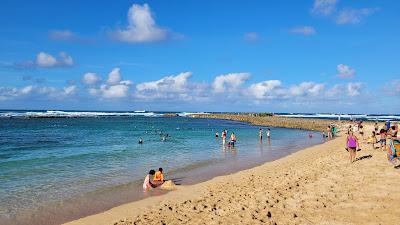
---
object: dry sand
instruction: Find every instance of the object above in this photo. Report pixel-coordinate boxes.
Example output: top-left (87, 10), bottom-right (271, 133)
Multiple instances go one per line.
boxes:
top-left (64, 122), bottom-right (400, 225)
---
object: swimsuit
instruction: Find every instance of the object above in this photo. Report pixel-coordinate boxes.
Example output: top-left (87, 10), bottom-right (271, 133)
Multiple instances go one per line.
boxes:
top-left (348, 136), bottom-right (357, 148)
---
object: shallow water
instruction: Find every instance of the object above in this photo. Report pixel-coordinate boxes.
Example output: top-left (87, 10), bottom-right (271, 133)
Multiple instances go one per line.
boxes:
top-left (0, 116), bottom-right (323, 225)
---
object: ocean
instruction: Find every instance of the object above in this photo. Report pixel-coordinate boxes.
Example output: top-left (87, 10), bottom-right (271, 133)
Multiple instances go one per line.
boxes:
top-left (0, 110), bottom-right (326, 225)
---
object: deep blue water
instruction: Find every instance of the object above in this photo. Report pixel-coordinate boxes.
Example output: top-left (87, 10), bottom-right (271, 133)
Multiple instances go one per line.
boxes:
top-left (0, 115), bottom-right (323, 225)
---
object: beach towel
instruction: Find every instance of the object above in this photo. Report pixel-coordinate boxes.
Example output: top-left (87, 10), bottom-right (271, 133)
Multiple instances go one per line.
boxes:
top-left (387, 139), bottom-right (400, 162)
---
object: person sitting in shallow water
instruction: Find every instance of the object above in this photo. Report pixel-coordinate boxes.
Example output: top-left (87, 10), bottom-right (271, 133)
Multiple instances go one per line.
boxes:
top-left (153, 167), bottom-right (164, 184)
top-left (143, 170), bottom-right (157, 191)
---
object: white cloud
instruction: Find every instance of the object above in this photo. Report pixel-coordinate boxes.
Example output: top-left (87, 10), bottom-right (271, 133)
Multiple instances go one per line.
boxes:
top-left (337, 64), bottom-right (356, 78)
top-left (212, 73), bottom-right (250, 93)
top-left (100, 84), bottom-right (129, 99)
top-left (34, 52), bottom-right (74, 68)
top-left (244, 32), bottom-right (259, 42)
top-left (59, 52), bottom-right (74, 66)
top-left (311, 0), bottom-right (377, 25)
top-left (311, 0), bottom-right (337, 16)
top-left (289, 82), bottom-right (325, 97)
top-left (0, 85), bottom-right (78, 101)
top-left (135, 72), bottom-right (196, 101)
top-left (336, 8), bottom-right (377, 25)
top-left (20, 85), bottom-right (34, 95)
top-left (114, 3), bottom-right (168, 43)
top-left (63, 85), bottom-right (77, 96)
top-left (36, 52), bottom-right (57, 67)
top-left (82, 72), bottom-right (101, 85)
top-left (288, 26), bottom-right (316, 35)
top-left (248, 80), bottom-right (282, 99)
top-left (347, 82), bottom-right (362, 96)
top-left (107, 68), bottom-right (122, 85)
top-left (49, 30), bottom-right (75, 41)
top-left (83, 68), bottom-right (132, 99)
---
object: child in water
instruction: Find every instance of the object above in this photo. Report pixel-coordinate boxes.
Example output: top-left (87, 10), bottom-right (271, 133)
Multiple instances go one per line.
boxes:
top-left (153, 168), bottom-right (164, 184)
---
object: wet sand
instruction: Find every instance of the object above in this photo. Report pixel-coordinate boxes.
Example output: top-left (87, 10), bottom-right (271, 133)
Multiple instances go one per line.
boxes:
top-left (64, 120), bottom-right (400, 225)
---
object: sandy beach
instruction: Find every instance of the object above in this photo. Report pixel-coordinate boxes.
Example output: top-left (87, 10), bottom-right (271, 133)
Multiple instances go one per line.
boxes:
top-left (63, 117), bottom-right (400, 225)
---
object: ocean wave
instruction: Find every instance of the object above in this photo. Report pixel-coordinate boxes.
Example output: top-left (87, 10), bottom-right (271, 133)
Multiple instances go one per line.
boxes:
top-left (0, 110), bottom-right (162, 118)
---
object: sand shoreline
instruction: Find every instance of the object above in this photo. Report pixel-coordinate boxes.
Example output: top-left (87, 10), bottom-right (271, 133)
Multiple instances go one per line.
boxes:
top-left (64, 117), bottom-right (400, 225)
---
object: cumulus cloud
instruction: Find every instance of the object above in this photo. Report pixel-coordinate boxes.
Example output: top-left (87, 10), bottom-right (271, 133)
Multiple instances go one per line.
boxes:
top-left (244, 32), bottom-right (260, 42)
top-left (48, 30), bottom-right (76, 41)
top-left (0, 85), bottom-right (78, 101)
top-left (135, 72), bottom-right (195, 101)
top-left (36, 52), bottom-right (74, 67)
top-left (82, 72), bottom-right (101, 85)
top-left (248, 80), bottom-right (282, 99)
top-left (83, 68), bottom-right (132, 99)
top-left (15, 52), bottom-right (74, 69)
top-left (212, 73), bottom-right (250, 93)
top-left (107, 68), bottom-right (122, 85)
top-left (337, 64), bottom-right (356, 78)
top-left (336, 8), bottom-right (377, 25)
top-left (114, 3), bottom-right (169, 43)
top-left (311, 0), bottom-right (377, 25)
top-left (288, 26), bottom-right (316, 35)
top-left (347, 82), bottom-right (362, 96)
top-left (311, 0), bottom-right (337, 16)
top-left (100, 84), bottom-right (129, 99)
top-left (289, 82), bottom-right (325, 97)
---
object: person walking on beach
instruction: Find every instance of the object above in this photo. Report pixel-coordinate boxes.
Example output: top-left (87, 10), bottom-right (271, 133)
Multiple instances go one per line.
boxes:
top-left (359, 125), bottom-right (364, 138)
top-left (379, 128), bottom-right (387, 151)
top-left (346, 131), bottom-right (359, 163)
top-left (374, 122), bottom-right (379, 133)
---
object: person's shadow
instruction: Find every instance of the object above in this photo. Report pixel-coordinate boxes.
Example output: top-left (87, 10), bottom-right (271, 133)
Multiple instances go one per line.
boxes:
top-left (354, 154), bottom-right (372, 162)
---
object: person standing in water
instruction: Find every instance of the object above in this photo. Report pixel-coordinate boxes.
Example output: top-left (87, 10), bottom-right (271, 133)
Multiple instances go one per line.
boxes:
top-left (259, 128), bottom-right (263, 141)
top-left (222, 130), bottom-right (227, 145)
top-left (215, 131), bottom-right (219, 139)
top-left (346, 130), bottom-right (359, 163)
top-left (267, 128), bottom-right (271, 139)
top-left (230, 132), bottom-right (237, 147)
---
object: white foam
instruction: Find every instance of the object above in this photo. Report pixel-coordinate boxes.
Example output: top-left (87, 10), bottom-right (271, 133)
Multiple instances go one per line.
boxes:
top-left (0, 111), bottom-right (162, 118)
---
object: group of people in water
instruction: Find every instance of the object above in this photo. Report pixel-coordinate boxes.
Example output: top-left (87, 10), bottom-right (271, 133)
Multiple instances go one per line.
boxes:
top-left (346, 120), bottom-right (399, 164)
top-left (143, 167), bottom-right (164, 191)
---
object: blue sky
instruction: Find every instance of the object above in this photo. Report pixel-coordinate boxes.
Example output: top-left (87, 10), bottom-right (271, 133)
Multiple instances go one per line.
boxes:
top-left (0, 0), bottom-right (399, 113)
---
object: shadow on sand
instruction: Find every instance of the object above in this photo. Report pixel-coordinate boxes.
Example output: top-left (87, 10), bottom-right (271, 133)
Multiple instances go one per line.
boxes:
top-left (355, 155), bottom-right (372, 162)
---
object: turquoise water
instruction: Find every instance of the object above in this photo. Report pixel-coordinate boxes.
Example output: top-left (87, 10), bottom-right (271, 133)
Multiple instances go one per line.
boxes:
top-left (0, 115), bottom-right (323, 225)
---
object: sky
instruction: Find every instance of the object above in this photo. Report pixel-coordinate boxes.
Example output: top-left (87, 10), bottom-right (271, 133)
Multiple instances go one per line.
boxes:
top-left (0, 0), bottom-right (399, 113)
